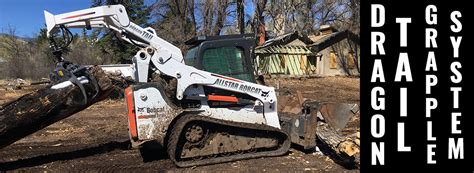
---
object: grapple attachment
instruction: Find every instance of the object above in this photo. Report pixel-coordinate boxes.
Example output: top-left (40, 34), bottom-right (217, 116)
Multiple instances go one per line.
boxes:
top-left (278, 94), bottom-right (359, 150)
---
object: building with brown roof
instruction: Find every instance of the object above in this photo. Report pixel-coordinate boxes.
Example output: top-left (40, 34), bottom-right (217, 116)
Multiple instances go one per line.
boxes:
top-left (255, 25), bottom-right (360, 77)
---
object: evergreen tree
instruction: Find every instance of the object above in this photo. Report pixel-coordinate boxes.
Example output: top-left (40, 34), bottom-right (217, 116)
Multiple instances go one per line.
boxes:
top-left (91, 0), bottom-right (150, 63)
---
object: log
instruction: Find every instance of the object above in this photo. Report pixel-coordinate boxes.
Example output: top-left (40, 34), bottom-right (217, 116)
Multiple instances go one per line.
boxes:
top-left (316, 122), bottom-right (360, 168)
top-left (0, 66), bottom-right (129, 149)
top-left (30, 80), bottom-right (50, 85)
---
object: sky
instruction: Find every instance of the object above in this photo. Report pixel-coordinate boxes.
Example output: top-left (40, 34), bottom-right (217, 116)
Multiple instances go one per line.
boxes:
top-left (0, 0), bottom-right (154, 38)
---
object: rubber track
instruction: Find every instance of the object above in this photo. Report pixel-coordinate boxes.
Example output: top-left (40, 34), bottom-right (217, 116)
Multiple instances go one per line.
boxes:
top-left (167, 113), bottom-right (291, 167)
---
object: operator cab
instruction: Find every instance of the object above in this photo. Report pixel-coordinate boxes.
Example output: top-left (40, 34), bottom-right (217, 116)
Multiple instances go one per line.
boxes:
top-left (184, 34), bottom-right (257, 83)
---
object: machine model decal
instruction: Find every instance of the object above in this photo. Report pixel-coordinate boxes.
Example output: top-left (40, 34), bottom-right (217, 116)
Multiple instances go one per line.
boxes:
top-left (261, 90), bottom-right (270, 97)
top-left (239, 84), bottom-right (262, 95)
top-left (214, 78), bottom-right (262, 95)
top-left (141, 31), bottom-right (153, 40)
top-left (129, 25), bottom-right (153, 41)
top-left (137, 107), bottom-right (165, 114)
top-left (214, 78), bottom-right (239, 89)
top-left (129, 25), bottom-right (142, 35)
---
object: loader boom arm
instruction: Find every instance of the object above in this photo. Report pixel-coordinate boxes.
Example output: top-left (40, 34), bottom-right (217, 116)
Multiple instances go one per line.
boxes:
top-left (45, 5), bottom-right (183, 63)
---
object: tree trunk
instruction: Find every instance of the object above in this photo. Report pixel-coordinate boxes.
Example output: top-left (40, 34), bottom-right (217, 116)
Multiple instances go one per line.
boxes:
top-left (317, 122), bottom-right (360, 168)
top-left (189, 0), bottom-right (197, 36)
top-left (237, 0), bottom-right (245, 34)
top-left (0, 66), bottom-right (128, 149)
top-left (212, 1), bottom-right (228, 36)
top-left (256, 0), bottom-right (267, 46)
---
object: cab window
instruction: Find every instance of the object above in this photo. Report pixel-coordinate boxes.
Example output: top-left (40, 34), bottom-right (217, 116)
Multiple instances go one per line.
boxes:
top-left (202, 47), bottom-right (252, 81)
top-left (184, 46), bottom-right (198, 66)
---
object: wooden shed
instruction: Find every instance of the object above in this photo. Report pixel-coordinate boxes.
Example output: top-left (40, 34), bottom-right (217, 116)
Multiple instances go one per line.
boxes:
top-left (308, 26), bottom-right (360, 76)
top-left (255, 26), bottom-right (360, 77)
top-left (255, 31), bottom-right (318, 77)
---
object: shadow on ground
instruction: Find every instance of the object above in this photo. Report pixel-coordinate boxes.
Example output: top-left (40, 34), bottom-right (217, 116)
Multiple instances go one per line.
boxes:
top-left (0, 140), bottom-right (132, 171)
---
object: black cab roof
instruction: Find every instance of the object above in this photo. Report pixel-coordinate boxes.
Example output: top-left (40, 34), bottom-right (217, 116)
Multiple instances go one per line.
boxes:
top-left (185, 34), bottom-right (255, 46)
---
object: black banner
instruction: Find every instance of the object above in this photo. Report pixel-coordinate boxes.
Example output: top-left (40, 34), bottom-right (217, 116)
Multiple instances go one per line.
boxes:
top-left (361, 0), bottom-right (473, 171)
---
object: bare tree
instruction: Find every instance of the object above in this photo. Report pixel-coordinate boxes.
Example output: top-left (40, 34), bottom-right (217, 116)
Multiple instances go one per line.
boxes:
top-left (198, 0), bottom-right (210, 35)
top-left (315, 0), bottom-right (352, 29)
top-left (263, 0), bottom-right (357, 35)
top-left (267, 0), bottom-right (285, 35)
top-left (266, 0), bottom-right (317, 35)
top-left (0, 27), bottom-right (28, 78)
top-left (237, 0), bottom-right (245, 34)
top-left (253, 0), bottom-right (268, 45)
top-left (301, 0), bottom-right (316, 33)
top-left (0, 26), bottom-right (54, 79)
top-left (151, 0), bottom-right (235, 49)
top-left (347, 0), bottom-right (360, 34)
top-left (151, 0), bottom-right (199, 50)
top-left (212, 0), bottom-right (231, 35)
top-left (189, 0), bottom-right (197, 35)
top-left (198, 0), bottom-right (233, 36)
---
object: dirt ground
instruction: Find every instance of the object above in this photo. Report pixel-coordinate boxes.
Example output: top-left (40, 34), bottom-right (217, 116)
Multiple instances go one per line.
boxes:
top-left (0, 77), bottom-right (360, 172)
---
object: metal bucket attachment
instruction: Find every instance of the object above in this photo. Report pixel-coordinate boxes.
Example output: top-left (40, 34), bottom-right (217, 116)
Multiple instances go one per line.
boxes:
top-left (304, 101), bottom-right (359, 131)
top-left (277, 89), bottom-right (359, 149)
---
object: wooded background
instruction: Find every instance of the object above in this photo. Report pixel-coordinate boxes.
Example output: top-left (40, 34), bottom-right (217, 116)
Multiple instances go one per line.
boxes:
top-left (0, 0), bottom-right (359, 79)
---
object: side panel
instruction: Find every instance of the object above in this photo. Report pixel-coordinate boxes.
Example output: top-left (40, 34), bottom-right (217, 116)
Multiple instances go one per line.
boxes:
top-left (125, 87), bottom-right (138, 140)
top-left (183, 85), bottom-right (268, 126)
top-left (126, 83), bottom-right (182, 146)
top-left (199, 106), bottom-right (267, 125)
